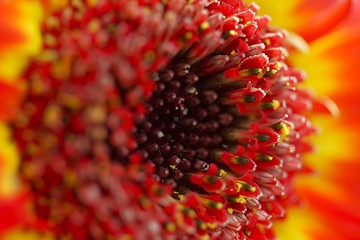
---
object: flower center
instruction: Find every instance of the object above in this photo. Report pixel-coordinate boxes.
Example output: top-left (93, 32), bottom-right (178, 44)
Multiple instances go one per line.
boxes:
top-left (133, 61), bottom-right (241, 190)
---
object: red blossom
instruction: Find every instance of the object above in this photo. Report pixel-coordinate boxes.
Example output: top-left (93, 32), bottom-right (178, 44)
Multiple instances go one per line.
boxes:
top-left (10, 0), bottom-right (315, 239)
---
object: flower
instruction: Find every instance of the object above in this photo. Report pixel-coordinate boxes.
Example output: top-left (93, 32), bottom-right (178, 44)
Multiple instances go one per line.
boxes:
top-left (0, 0), bottom-right (359, 239)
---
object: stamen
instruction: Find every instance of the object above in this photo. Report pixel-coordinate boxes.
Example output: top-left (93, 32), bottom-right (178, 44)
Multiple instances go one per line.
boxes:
top-left (256, 153), bottom-right (273, 162)
top-left (239, 68), bottom-right (263, 77)
top-left (230, 156), bottom-right (249, 165)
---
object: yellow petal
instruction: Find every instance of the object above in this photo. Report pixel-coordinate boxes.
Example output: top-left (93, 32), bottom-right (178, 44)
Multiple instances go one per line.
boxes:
top-left (0, 123), bottom-right (20, 196)
top-left (3, 229), bottom-right (54, 240)
top-left (0, 0), bottom-right (43, 81)
top-left (248, 0), bottom-right (352, 41)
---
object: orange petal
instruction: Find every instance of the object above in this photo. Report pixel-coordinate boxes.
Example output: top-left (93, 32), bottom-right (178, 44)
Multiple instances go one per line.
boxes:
top-left (0, 0), bottom-right (43, 80)
top-left (298, 23), bottom-right (360, 125)
top-left (319, 26), bottom-right (360, 92)
top-left (291, 22), bottom-right (360, 95)
top-left (251, 0), bottom-right (353, 42)
top-left (294, 0), bottom-right (353, 41)
top-left (277, 17), bottom-right (360, 235)
top-left (0, 2), bottom-right (28, 49)
top-left (299, 188), bottom-right (360, 240)
top-left (0, 81), bottom-right (23, 121)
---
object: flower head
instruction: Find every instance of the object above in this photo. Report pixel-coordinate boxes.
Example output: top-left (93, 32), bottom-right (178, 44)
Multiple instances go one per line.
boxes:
top-left (1, 0), bottom-right (359, 239)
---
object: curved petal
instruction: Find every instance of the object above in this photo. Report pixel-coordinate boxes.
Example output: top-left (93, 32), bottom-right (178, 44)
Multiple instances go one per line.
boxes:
top-left (0, 0), bottom-right (44, 237)
top-left (0, 124), bottom-right (20, 197)
top-left (2, 229), bottom-right (54, 240)
top-left (274, 207), bottom-right (351, 240)
top-left (292, 24), bottom-right (360, 96)
top-left (275, 4), bottom-right (360, 239)
top-left (0, 0), bottom-right (42, 80)
top-left (251, 0), bottom-right (353, 42)
top-left (0, 81), bottom-right (24, 121)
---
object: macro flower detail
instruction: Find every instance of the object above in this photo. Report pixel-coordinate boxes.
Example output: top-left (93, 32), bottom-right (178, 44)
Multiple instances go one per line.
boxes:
top-left (10, 0), bottom-right (314, 238)
top-left (5, 0), bottom-right (356, 239)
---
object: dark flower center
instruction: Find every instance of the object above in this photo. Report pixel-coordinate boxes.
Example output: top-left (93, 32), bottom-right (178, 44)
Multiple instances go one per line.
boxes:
top-left (132, 61), bottom-right (243, 190)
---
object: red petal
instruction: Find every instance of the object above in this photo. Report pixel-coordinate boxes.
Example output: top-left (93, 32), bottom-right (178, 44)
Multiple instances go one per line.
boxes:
top-left (0, 81), bottom-right (23, 120)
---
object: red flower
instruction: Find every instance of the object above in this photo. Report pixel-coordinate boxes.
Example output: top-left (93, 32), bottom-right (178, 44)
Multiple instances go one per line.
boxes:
top-left (0, 0), bottom-right (326, 239)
